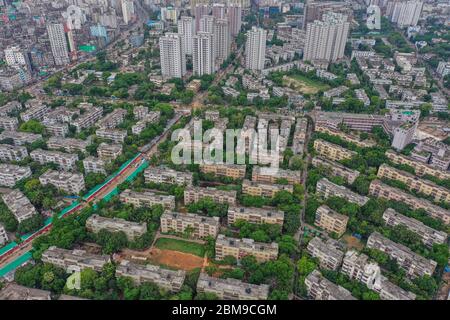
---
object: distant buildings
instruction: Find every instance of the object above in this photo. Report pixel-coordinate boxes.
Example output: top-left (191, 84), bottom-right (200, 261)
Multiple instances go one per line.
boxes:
top-left (83, 156), bottom-right (106, 175)
top-left (86, 214), bottom-right (147, 241)
top-left (303, 12), bottom-right (349, 63)
top-left (388, 0), bottom-right (423, 28)
top-left (0, 130), bottom-right (42, 146)
top-left (42, 246), bottom-right (110, 273)
top-left (116, 260), bottom-right (186, 292)
top-left (97, 143), bottom-right (122, 161)
top-left (96, 128), bottom-right (127, 143)
top-left (160, 211), bottom-right (220, 238)
top-left (47, 23), bottom-right (70, 66)
top-left (196, 272), bottom-right (269, 300)
top-left (178, 16), bottom-right (195, 55)
top-left (193, 32), bottom-right (215, 76)
top-left (366, 5), bottom-right (381, 30)
top-left (215, 234), bottom-right (279, 263)
top-left (245, 27), bottom-right (266, 71)
top-left (159, 33), bottom-right (186, 79)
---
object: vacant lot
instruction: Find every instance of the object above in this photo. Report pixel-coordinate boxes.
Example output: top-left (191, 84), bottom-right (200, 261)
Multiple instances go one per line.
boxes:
top-left (342, 234), bottom-right (364, 250)
top-left (154, 237), bottom-right (205, 257)
top-left (283, 75), bottom-right (329, 94)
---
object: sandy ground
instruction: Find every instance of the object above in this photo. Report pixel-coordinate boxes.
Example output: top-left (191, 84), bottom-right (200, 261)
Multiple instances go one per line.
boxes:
top-left (342, 235), bottom-right (365, 250)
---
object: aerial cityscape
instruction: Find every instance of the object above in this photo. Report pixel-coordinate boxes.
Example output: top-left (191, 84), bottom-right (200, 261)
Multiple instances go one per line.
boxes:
top-left (0, 0), bottom-right (449, 303)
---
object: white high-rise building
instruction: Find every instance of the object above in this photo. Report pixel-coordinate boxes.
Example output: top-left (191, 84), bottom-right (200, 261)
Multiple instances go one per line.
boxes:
top-left (4, 46), bottom-right (29, 68)
top-left (303, 12), bottom-right (350, 63)
top-left (178, 16), bottom-right (195, 56)
top-left (199, 15), bottom-right (216, 33)
top-left (161, 6), bottom-right (178, 24)
top-left (212, 3), bottom-right (226, 19)
top-left (194, 4), bottom-right (210, 32)
top-left (245, 27), bottom-right (266, 71)
top-left (227, 3), bottom-right (242, 36)
top-left (159, 33), bottom-right (186, 79)
top-left (214, 18), bottom-right (231, 64)
top-left (390, 0), bottom-right (423, 28)
top-left (121, 0), bottom-right (135, 25)
top-left (366, 5), bottom-right (381, 30)
top-left (46, 23), bottom-right (70, 66)
top-left (193, 32), bottom-right (215, 76)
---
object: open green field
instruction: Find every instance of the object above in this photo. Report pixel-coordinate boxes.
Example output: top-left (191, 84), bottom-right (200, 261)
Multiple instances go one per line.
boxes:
top-left (283, 74), bottom-right (330, 94)
top-left (154, 237), bottom-right (205, 257)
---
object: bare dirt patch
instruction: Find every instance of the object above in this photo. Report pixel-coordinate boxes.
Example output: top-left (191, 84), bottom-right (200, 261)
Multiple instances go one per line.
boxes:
top-left (342, 235), bottom-right (364, 250)
top-left (116, 247), bottom-right (205, 271)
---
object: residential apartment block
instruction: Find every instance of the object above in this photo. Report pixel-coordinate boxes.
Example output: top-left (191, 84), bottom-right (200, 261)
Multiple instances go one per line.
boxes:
top-left (20, 104), bottom-right (49, 122)
top-left (199, 163), bottom-right (246, 180)
top-left (0, 284), bottom-right (51, 300)
top-left (312, 156), bottom-right (360, 184)
top-left (83, 156), bottom-right (106, 175)
top-left (71, 107), bottom-right (103, 132)
top-left (315, 124), bottom-right (376, 148)
top-left (215, 234), bottom-right (279, 263)
top-left (39, 170), bottom-right (85, 194)
top-left (341, 250), bottom-right (416, 300)
top-left (252, 166), bottom-right (301, 185)
top-left (97, 143), bottom-right (122, 161)
top-left (41, 246), bottom-right (110, 273)
top-left (369, 180), bottom-right (450, 225)
top-left (0, 117), bottom-right (19, 131)
top-left (0, 130), bottom-right (42, 146)
top-left (305, 269), bottom-right (356, 300)
top-left (367, 232), bottom-right (437, 278)
top-left (377, 164), bottom-right (450, 203)
top-left (144, 166), bottom-right (193, 186)
top-left (47, 137), bottom-right (89, 154)
top-left (116, 260), bottom-right (186, 292)
top-left (385, 150), bottom-right (450, 181)
top-left (86, 214), bottom-right (147, 241)
top-left (0, 164), bottom-right (31, 187)
top-left (227, 206), bottom-right (284, 226)
top-left (316, 178), bottom-right (369, 206)
top-left (30, 149), bottom-right (78, 171)
top-left (0, 144), bottom-right (28, 162)
top-left (242, 179), bottom-right (293, 198)
top-left (313, 139), bottom-right (357, 162)
top-left (160, 211), bottom-right (220, 238)
top-left (120, 189), bottom-right (176, 210)
top-left (97, 108), bottom-right (127, 129)
top-left (314, 205), bottom-right (349, 237)
top-left (0, 223), bottom-right (9, 246)
top-left (382, 208), bottom-right (447, 247)
top-left (306, 237), bottom-right (345, 271)
top-left (95, 128), bottom-right (127, 144)
top-left (1, 190), bottom-right (37, 223)
top-left (196, 273), bottom-right (269, 300)
top-left (184, 186), bottom-right (236, 205)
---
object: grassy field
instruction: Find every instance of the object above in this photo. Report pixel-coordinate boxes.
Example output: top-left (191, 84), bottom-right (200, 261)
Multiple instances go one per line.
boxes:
top-left (283, 74), bottom-right (329, 94)
top-left (154, 237), bottom-right (205, 257)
